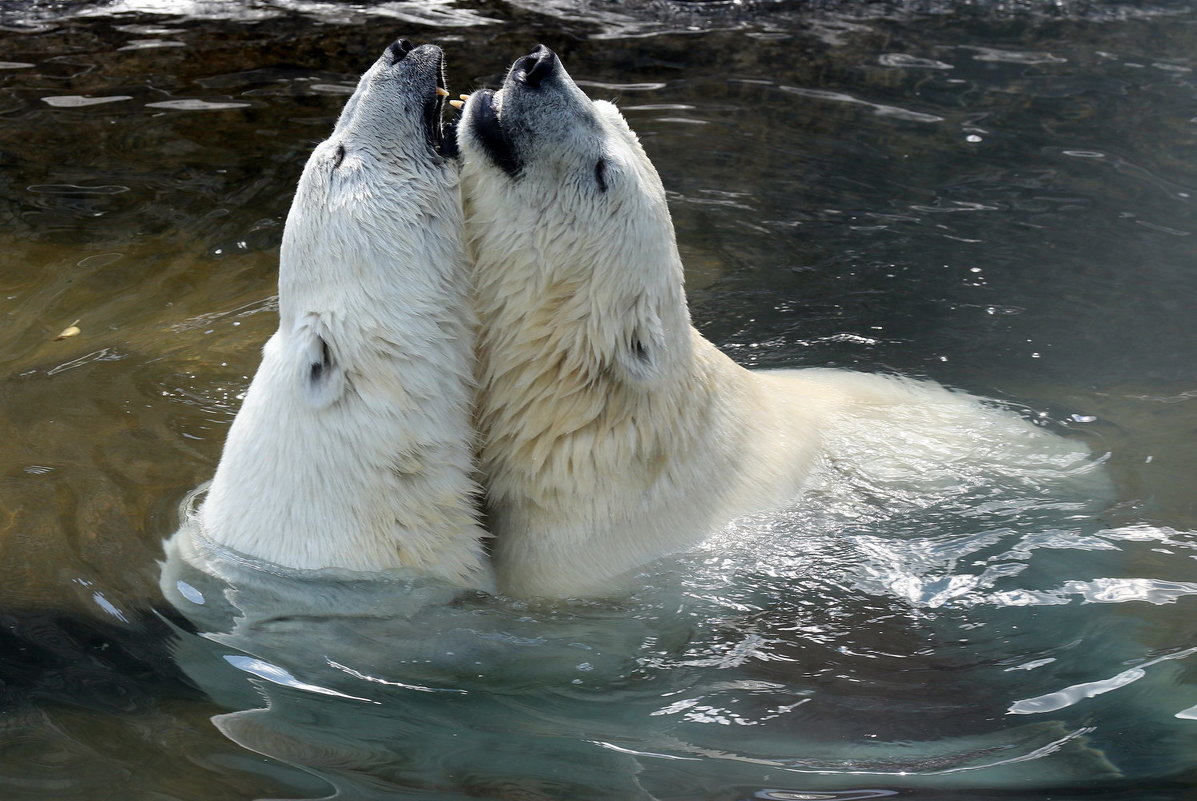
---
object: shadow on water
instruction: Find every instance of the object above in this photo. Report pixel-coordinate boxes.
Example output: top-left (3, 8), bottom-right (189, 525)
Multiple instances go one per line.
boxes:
top-left (1, 1), bottom-right (1196, 799)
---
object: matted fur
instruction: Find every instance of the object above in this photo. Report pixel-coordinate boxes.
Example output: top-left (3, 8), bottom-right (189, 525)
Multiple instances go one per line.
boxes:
top-left (459, 48), bottom-right (1091, 598)
top-left (175, 42), bottom-right (491, 590)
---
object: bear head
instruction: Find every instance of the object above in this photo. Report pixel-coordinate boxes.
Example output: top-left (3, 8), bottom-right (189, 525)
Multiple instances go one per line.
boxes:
top-left (458, 46), bottom-right (692, 386)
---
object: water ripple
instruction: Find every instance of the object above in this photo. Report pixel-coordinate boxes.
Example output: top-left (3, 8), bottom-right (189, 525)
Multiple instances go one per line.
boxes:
top-left (27, 184), bottom-right (129, 195)
top-left (223, 655), bottom-right (378, 703)
top-left (145, 99), bottom-right (253, 111)
top-left (1055, 577), bottom-right (1197, 604)
top-left (67, 0), bottom-right (499, 26)
top-left (116, 39), bottom-right (186, 51)
top-left (44, 347), bottom-right (126, 376)
top-left (1009, 647), bottom-right (1197, 714)
top-left (967, 47), bottom-right (1067, 65)
top-left (41, 95), bottom-right (132, 107)
top-left (878, 53), bottom-right (953, 70)
top-left (778, 85), bottom-right (943, 123)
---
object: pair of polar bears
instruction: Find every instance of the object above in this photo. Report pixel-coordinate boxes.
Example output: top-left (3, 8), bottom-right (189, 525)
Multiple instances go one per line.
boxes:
top-left (178, 40), bottom-right (1088, 600)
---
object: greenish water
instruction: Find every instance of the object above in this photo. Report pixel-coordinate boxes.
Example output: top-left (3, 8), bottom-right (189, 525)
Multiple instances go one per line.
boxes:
top-left (1, 2), bottom-right (1196, 800)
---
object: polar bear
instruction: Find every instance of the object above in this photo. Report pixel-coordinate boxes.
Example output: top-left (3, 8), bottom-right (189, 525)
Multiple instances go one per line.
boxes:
top-left (458, 45), bottom-right (1097, 599)
top-left (164, 39), bottom-right (491, 593)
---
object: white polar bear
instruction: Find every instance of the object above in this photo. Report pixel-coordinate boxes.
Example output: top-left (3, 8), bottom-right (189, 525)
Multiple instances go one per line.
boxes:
top-left (458, 45), bottom-right (1097, 599)
top-left (166, 40), bottom-right (491, 592)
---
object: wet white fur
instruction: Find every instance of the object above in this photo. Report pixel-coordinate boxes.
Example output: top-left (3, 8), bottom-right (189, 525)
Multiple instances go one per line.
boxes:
top-left (459, 53), bottom-right (1090, 598)
top-left (185, 46), bottom-right (491, 589)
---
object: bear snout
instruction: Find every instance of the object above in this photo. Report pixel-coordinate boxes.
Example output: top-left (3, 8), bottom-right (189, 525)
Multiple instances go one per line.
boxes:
top-left (513, 44), bottom-right (558, 89)
top-left (387, 38), bottom-right (415, 65)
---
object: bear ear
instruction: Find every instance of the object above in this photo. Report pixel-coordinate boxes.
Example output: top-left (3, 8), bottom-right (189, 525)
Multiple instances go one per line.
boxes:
top-left (296, 318), bottom-right (346, 409)
top-left (614, 297), bottom-right (666, 384)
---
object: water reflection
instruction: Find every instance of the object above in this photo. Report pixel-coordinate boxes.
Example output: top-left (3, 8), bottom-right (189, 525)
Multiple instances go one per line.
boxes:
top-left (1, 1), bottom-right (1196, 799)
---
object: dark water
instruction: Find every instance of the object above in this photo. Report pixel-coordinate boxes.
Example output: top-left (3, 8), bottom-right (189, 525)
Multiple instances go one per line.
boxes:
top-left (1, 1), bottom-right (1196, 800)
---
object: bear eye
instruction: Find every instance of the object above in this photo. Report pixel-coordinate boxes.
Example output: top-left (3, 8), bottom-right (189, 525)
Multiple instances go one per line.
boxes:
top-left (594, 158), bottom-right (608, 193)
top-left (333, 144), bottom-right (346, 169)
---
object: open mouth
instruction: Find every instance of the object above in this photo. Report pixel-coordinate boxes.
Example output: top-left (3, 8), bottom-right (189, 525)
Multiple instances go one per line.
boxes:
top-left (424, 53), bottom-right (457, 159)
top-left (467, 89), bottom-right (520, 176)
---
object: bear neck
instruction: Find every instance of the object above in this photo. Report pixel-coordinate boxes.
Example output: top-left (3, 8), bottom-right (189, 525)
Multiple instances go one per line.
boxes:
top-left (470, 239), bottom-right (741, 522)
top-left (197, 195), bottom-right (490, 589)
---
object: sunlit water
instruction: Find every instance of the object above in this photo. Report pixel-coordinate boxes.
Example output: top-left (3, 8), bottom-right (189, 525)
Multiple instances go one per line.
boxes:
top-left (1, 1), bottom-right (1196, 800)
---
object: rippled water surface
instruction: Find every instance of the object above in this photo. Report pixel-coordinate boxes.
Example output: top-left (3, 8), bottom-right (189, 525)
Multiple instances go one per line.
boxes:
top-left (2, 1), bottom-right (1196, 800)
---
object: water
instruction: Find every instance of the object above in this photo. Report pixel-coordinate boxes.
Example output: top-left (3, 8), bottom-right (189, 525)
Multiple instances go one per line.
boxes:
top-left (1, 1), bottom-right (1196, 799)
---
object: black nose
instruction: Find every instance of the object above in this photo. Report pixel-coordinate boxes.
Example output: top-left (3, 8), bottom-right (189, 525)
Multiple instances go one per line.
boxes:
top-left (515, 44), bottom-right (557, 88)
top-left (387, 39), bottom-right (414, 65)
